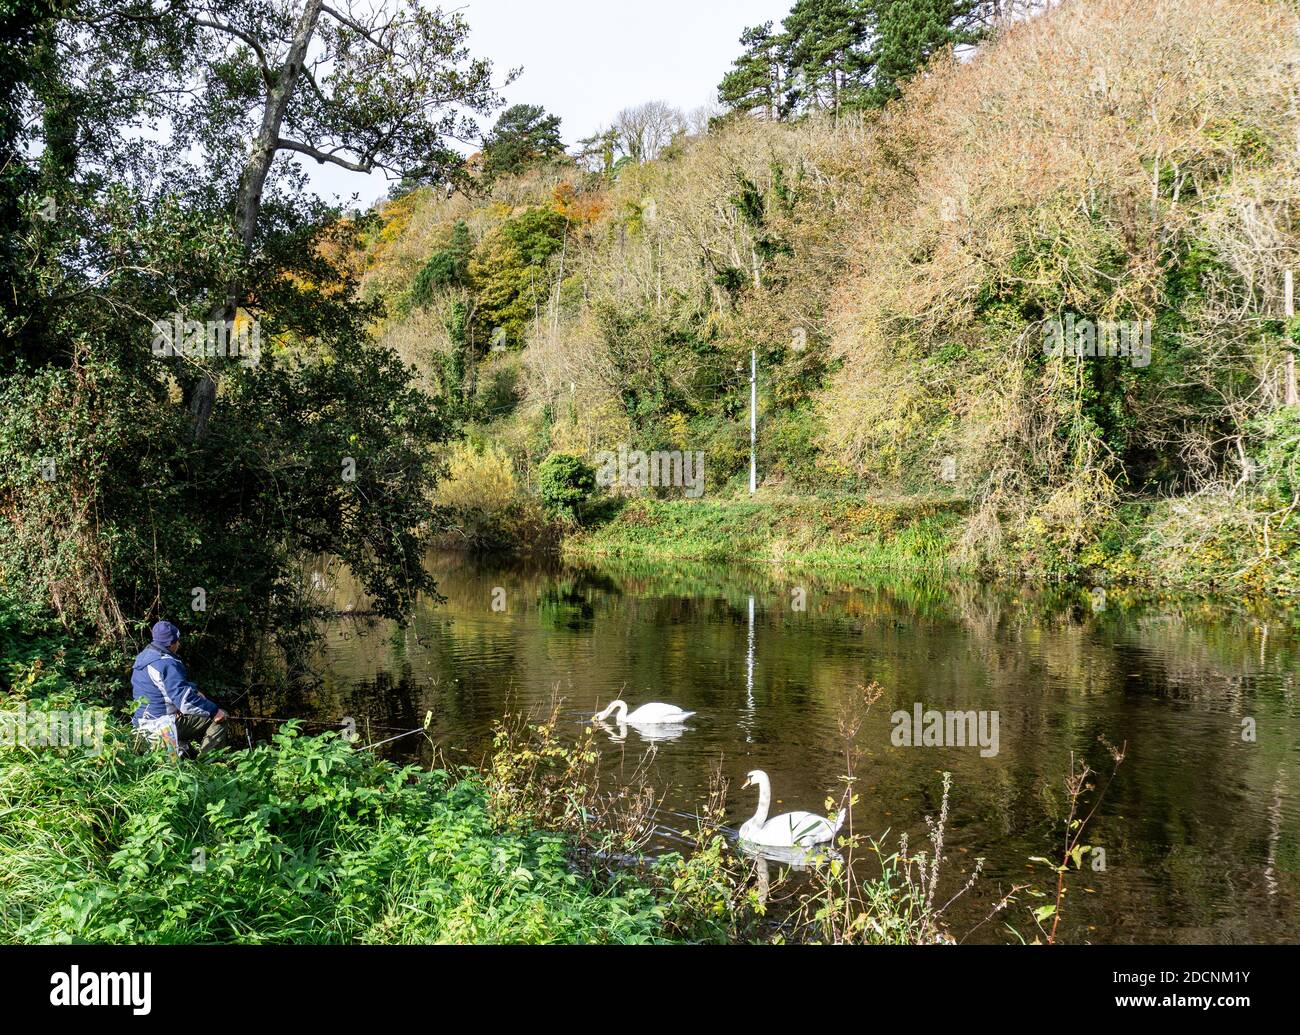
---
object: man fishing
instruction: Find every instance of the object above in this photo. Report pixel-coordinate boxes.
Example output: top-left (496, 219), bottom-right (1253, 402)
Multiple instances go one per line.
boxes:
top-left (131, 620), bottom-right (229, 758)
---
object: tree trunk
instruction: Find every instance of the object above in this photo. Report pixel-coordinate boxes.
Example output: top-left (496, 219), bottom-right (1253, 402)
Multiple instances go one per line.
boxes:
top-left (191, 0), bottom-right (325, 442)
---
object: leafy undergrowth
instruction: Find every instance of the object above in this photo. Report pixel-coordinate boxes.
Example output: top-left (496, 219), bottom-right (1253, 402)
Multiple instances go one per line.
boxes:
top-left (0, 724), bottom-right (674, 945)
top-left (1088, 497), bottom-right (1300, 599)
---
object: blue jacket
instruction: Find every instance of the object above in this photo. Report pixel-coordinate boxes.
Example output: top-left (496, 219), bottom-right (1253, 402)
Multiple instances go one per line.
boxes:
top-left (130, 646), bottom-right (219, 727)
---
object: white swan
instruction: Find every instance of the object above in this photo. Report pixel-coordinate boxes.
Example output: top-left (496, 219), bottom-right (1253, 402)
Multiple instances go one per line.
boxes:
top-left (738, 770), bottom-right (846, 848)
top-left (592, 700), bottom-right (695, 725)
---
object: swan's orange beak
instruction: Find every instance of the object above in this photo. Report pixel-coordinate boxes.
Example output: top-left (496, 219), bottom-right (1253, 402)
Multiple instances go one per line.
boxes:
top-left (742, 777), bottom-right (753, 789)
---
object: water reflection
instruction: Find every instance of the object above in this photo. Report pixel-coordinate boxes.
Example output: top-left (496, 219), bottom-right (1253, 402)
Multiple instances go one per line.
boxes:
top-left (740, 843), bottom-right (846, 913)
top-left (740, 841), bottom-right (844, 870)
top-left (594, 718), bottom-right (692, 745)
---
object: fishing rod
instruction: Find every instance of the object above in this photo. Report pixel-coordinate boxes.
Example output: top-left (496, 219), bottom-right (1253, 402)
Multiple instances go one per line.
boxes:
top-left (227, 713), bottom-right (432, 754)
top-left (225, 714), bottom-right (427, 736)
top-left (219, 680), bottom-right (306, 714)
top-left (223, 712), bottom-right (483, 759)
top-left (226, 714), bottom-right (480, 756)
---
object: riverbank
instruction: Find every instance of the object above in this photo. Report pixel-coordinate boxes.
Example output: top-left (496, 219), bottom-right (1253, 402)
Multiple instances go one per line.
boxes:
top-left (565, 495), bottom-right (969, 575)
top-left (0, 607), bottom-right (672, 943)
top-left (562, 493), bottom-right (1299, 602)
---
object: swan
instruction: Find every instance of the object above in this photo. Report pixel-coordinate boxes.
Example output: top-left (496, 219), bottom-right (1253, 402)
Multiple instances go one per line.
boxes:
top-left (592, 700), bottom-right (695, 725)
top-left (738, 770), bottom-right (846, 848)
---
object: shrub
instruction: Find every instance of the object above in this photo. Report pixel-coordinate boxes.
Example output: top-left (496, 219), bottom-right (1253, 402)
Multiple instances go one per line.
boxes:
top-left (474, 353), bottom-right (524, 418)
top-left (537, 453), bottom-right (597, 523)
top-left (1249, 409), bottom-right (1300, 504)
top-left (432, 440), bottom-right (550, 552)
top-left (406, 220), bottom-right (472, 311)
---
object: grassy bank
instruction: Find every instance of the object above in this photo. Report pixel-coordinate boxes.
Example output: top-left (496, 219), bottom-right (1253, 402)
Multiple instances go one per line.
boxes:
top-left (565, 495), bottom-right (970, 575)
top-left (1, 732), bottom-right (671, 944)
top-left (0, 609), bottom-right (675, 944)
top-left (562, 493), bottom-right (1299, 600)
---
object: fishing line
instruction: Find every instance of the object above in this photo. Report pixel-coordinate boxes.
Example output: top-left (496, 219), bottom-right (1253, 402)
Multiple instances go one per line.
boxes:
top-left (227, 713), bottom-right (433, 753)
top-left (226, 714), bottom-right (423, 735)
top-left (358, 726), bottom-right (430, 752)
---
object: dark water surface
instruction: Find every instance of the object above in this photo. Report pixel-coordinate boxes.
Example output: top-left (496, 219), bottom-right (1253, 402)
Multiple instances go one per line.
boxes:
top-left (269, 553), bottom-right (1299, 944)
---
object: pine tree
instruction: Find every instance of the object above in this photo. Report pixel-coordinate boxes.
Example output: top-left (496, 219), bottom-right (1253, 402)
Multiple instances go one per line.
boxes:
top-left (779, 0), bottom-right (876, 118)
top-left (718, 22), bottom-right (784, 120)
top-left (862, 0), bottom-right (986, 108)
top-left (482, 104), bottom-right (564, 179)
top-left (715, 0), bottom-right (994, 122)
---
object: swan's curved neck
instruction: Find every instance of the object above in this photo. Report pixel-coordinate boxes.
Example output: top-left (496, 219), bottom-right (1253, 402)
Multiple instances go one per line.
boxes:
top-left (749, 774), bottom-right (771, 829)
top-left (598, 701), bottom-right (628, 722)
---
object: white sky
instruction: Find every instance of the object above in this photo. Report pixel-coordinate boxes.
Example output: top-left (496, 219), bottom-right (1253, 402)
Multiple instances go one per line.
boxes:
top-left (304, 0), bottom-right (793, 208)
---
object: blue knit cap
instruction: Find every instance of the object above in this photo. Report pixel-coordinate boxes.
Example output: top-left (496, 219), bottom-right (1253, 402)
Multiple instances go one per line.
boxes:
top-left (150, 620), bottom-right (181, 649)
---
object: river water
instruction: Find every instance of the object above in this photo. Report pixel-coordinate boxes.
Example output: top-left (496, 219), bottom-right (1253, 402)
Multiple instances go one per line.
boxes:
top-left (268, 553), bottom-right (1299, 944)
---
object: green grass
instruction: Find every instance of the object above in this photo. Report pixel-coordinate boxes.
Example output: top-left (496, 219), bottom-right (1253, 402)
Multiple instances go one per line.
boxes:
top-left (565, 492), bottom-right (1300, 603)
top-left (0, 725), bottom-right (669, 944)
top-left (566, 494), bottom-right (970, 576)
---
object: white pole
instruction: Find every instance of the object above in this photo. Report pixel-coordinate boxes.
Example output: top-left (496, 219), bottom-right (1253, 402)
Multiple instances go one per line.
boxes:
top-left (749, 349), bottom-right (758, 494)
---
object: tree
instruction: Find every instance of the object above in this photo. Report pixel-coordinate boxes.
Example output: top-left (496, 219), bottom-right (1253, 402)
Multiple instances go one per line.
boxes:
top-left (717, 0), bottom-right (994, 120)
top-left (468, 207), bottom-right (568, 349)
top-left (166, 0), bottom-right (511, 440)
top-left (685, 102), bottom-right (726, 136)
top-left (863, 0), bottom-right (985, 107)
top-left (613, 101), bottom-right (686, 164)
top-left (0, 0), bottom-right (508, 656)
top-left (575, 126), bottom-right (620, 176)
top-left (779, 0), bottom-right (876, 117)
top-left (481, 103), bottom-right (564, 178)
top-left (0, 0), bottom-right (63, 371)
top-left (409, 220), bottom-right (472, 308)
top-left (718, 22), bottom-right (784, 120)
top-left (537, 453), bottom-right (597, 524)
